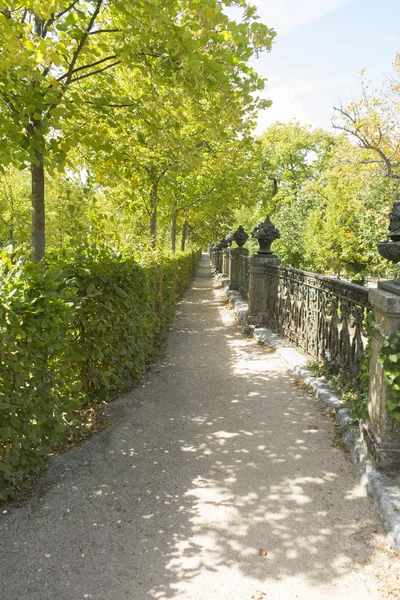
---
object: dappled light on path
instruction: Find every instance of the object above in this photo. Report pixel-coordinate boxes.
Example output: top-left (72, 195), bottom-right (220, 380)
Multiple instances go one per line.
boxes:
top-left (0, 255), bottom-right (392, 600)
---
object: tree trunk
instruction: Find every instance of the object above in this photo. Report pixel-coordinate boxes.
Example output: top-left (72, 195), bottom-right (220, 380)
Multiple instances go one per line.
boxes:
top-left (270, 177), bottom-right (278, 197)
top-left (170, 200), bottom-right (177, 253)
top-left (181, 219), bottom-right (188, 251)
top-left (149, 181), bottom-right (158, 248)
top-left (31, 148), bottom-right (45, 262)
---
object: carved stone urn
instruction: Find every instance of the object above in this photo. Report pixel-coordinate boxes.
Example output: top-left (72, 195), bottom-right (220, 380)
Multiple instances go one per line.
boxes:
top-left (251, 216), bottom-right (280, 257)
top-left (224, 233), bottom-right (235, 247)
top-left (377, 199), bottom-right (400, 295)
top-left (218, 237), bottom-right (229, 249)
top-left (232, 225), bottom-right (249, 248)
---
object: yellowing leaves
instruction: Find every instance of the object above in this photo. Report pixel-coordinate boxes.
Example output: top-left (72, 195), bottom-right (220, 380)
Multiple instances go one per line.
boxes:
top-left (220, 30), bottom-right (232, 42)
top-left (24, 40), bottom-right (35, 52)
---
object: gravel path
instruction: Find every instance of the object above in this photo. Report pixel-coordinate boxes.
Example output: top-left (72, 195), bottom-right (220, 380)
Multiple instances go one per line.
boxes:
top-left (0, 254), bottom-right (397, 600)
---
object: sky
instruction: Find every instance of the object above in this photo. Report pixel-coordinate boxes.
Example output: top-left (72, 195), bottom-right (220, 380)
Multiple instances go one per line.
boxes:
top-left (246, 0), bottom-right (400, 134)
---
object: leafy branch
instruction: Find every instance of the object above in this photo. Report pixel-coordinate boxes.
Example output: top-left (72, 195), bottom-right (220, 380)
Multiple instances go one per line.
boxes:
top-left (378, 329), bottom-right (400, 421)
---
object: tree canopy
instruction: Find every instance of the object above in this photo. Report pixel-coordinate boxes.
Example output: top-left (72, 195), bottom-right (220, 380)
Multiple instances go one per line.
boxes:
top-left (0, 0), bottom-right (275, 259)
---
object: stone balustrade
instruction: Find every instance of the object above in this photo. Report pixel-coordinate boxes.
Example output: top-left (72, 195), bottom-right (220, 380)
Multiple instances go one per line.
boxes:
top-left (209, 216), bottom-right (400, 472)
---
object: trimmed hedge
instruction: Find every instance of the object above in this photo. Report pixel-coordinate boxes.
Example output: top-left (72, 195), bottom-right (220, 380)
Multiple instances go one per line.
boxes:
top-left (0, 247), bottom-right (201, 499)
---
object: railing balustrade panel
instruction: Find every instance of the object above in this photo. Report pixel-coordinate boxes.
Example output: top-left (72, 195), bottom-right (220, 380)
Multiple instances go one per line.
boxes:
top-left (247, 264), bottom-right (372, 384)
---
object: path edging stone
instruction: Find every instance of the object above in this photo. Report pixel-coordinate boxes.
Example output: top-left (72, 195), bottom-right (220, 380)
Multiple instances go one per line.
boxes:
top-left (216, 271), bottom-right (400, 553)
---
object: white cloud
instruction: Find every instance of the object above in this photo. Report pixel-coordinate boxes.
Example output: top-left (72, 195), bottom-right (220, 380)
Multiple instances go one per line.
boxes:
top-left (255, 86), bottom-right (318, 134)
top-left (254, 0), bottom-right (353, 34)
top-left (253, 74), bottom-right (360, 134)
top-left (269, 75), bottom-right (356, 91)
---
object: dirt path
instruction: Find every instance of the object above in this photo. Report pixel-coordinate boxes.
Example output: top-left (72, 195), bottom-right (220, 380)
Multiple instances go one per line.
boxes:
top-left (0, 254), bottom-right (398, 600)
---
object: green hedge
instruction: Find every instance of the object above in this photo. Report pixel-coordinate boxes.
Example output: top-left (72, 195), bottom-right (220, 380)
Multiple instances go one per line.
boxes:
top-left (0, 247), bottom-right (201, 499)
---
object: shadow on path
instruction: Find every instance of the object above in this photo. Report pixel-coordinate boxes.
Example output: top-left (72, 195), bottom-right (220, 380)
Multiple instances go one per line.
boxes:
top-left (0, 255), bottom-right (387, 600)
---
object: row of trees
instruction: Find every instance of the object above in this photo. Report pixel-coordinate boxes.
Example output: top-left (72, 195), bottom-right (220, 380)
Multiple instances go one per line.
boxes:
top-left (1, 2), bottom-right (398, 283)
top-left (0, 0), bottom-right (275, 259)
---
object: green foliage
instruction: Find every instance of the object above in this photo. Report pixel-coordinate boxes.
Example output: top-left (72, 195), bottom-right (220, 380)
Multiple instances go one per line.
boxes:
top-left (0, 0), bottom-right (275, 260)
top-left (0, 247), bottom-right (84, 499)
top-left (307, 357), bottom-right (368, 422)
top-left (0, 245), bottom-right (200, 499)
top-left (378, 329), bottom-right (400, 422)
top-left (0, 166), bottom-right (31, 246)
top-left (273, 189), bottom-right (318, 268)
top-left (306, 313), bottom-right (373, 422)
top-left (53, 246), bottom-right (200, 399)
top-left (245, 118), bottom-right (400, 282)
top-left (260, 121), bottom-right (335, 206)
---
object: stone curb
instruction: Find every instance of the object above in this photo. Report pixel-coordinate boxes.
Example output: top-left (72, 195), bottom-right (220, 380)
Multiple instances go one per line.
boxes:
top-left (215, 271), bottom-right (400, 553)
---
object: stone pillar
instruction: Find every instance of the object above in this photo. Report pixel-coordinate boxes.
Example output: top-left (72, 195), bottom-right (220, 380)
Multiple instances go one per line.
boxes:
top-left (216, 250), bottom-right (223, 273)
top-left (210, 250), bottom-right (216, 271)
top-left (228, 247), bottom-right (248, 290)
top-left (361, 287), bottom-right (400, 471)
top-left (211, 250), bottom-right (219, 273)
top-left (222, 248), bottom-right (230, 277)
top-left (247, 255), bottom-right (281, 327)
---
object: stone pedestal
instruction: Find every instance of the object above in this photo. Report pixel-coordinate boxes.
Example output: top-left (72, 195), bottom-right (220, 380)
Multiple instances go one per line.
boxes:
top-left (361, 287), bottom-right (400, 471)
top-left (212, 250), bottom-right (223, 273)
top-left (247, 255), bottom-right (281, 326)
top-left (222, 248), bottom-right (230, 277)
top-left (228, 247), bottom-right (248, 290)
top-left (210, 250), bottom-right (216, 271)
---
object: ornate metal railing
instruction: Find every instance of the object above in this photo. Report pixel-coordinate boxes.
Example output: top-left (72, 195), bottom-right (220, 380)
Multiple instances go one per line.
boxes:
top-left (257, 265), bottom-right (372, 384)
top-left (239, 255), bottom-right (249, 298)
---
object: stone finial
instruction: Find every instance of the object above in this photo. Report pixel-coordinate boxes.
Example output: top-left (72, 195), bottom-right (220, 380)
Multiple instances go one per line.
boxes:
top-left (251, 216), bottom-right (280, 256)
top-left (233, 225), bottom-right (249, 248)
top-left (224, 233), bottom-right (235, 247)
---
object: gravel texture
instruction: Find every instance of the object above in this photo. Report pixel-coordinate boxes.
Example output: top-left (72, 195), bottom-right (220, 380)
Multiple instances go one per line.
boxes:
top-left (0, 254), bottom-right (398, 600)
top-left (220, 265), bottom-right (400, 556)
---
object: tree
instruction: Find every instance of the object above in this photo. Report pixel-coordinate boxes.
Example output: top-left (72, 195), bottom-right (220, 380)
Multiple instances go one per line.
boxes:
top-left (332, 59), bottom-right (400, 180)
top-left (260, 121), bottom-right (336, 210)
top-left (0, 0), bottom-right (275, 260)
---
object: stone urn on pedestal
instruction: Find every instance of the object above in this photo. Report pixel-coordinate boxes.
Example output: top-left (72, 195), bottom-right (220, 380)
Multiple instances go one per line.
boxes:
top-left (232, 225), bottom-right (249, 248)
top-left (221, 234), bottom-right (234, 275)
top-left (247, 216), bottom-right (281, 327)
top-left (227, 226), bottom-right (249, 290)
top-left (251, 216), bottom-right (280, 257)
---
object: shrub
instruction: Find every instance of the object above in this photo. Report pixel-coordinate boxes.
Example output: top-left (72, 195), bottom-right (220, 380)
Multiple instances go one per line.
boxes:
top-left (0, 246), bottom-right (201, 499)
top-left (0, 249), bottom-right (84, 499)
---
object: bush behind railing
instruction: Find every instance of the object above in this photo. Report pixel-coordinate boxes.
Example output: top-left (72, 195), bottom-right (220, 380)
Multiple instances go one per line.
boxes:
top-left (0, 246), bottom-right (201, 499)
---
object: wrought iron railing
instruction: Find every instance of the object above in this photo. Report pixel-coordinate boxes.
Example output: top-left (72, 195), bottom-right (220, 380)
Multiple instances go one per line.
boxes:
top-left (254, 265), bottom-right (372, 384)
top-left (239, 255), bottom-right (249, 299)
